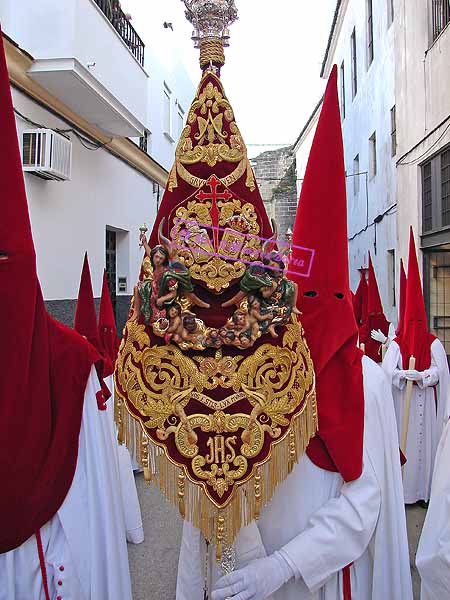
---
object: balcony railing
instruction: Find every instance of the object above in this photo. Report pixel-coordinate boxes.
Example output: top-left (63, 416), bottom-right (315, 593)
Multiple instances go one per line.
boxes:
top-left (432, 0), bottom-right (450, 41)
top-left (93, 0), bottom-right (145, 66)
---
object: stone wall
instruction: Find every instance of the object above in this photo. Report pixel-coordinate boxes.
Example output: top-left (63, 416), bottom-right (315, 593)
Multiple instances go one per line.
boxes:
top-left (250, 146), bottom-right (298, 240)
top-left (45, 295), bottom-right (131, 340)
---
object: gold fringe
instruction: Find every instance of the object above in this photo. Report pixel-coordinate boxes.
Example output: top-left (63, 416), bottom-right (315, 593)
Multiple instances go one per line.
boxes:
top-left (118, 390), bottom-right (317, 559)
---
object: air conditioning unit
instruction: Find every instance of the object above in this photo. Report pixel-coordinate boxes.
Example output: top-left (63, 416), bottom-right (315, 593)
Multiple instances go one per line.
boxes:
top-left (21, 128), bottom-right (72, 181)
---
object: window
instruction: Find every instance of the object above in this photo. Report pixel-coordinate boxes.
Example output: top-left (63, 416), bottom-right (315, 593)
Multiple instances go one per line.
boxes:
top-left (423, 162), bottom-right (433, 232)
top-left (139, 129), bottom-right (151, 154)
top-left (442, 148), bottom-right (450, 226)
top-left (387, 249), bottom-right (396, 306)
top-left (390, 106), bottom-right (397, 157)
top-left (369, 132), bottom-right (377, 179)
top-left (177, 103), bottom-right (185, 139)
top-left (424, 248), bottom-right (450, 358)
top-left (105, 229), bottom-right (117, 316)
top-left (351, 28), bottom-right (357, 98)
top-left (387, 0), bottom-right (394, 26)
top-left (422, 145), bottom-right (450, 233)
top-left (432, 0), bottom-right (450, 42)
top-left (353, 154), bottom-right (360, 195)
top-left (163, 83), bottom-right (172, 137)
top-left (340, 61), bottom-right (346, 119)
top-left (367, 0), bottom-right (374, 66)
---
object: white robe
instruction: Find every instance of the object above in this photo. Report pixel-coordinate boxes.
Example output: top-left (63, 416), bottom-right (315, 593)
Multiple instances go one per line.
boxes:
top-left (0, 367), bottom-right (133, 600)
top-left (382, 339), bottom-right (450, 503)
top-left (105, 374), bottom-right (144, 545)
top-left (416, 418), bottom-right (450, 599)
top-left (176, 357), bottom-right (413, 600)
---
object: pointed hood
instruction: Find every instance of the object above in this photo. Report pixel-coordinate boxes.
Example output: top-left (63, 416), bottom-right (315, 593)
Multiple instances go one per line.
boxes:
top-left (289, 65), bottom-right (364, 482)
top-left (353, 270), bottom-right (368, 326)
top-left (74, 253), bottom-right (100, 347)
top-left (367, 253), bottom-right (385, 314)
top-left (395, 258), bottom-right (407, 336)
top-left (0, 30), bottom-right (98, 552)
top-left (74, 254), bottom-right (113, 379)
top-left (99, 269), bottom-right (120, 366)
top-left (395, 228), bottom-right (435, 370)
top-left (359, 253), bottom-right (390, 362)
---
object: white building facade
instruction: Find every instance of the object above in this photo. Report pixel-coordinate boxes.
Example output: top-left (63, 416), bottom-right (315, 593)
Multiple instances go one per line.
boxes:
top-left (395, 0), bottom-right (450, 354)
top-left (1, 0), bottom-right (194, 330)
top-left (319, 0), bottom-right (398, 322)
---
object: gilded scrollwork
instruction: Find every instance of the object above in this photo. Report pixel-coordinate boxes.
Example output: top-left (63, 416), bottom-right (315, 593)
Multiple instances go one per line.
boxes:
top-left (116, 316), bottom-right (315, 506)
top-left (168, 75), bottom-right (255, 192)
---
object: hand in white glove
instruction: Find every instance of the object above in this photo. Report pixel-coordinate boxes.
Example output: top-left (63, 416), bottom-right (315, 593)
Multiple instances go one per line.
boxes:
top-left (403, 369), bottom-right (423, 382)
top-left (211, 552), bottom-right (294, 600)
top-left (370, 329), bottom-right (387, 344)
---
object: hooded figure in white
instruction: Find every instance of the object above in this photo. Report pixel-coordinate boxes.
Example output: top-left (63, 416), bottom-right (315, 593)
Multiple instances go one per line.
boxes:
top-left (416, 418), bottom-right (450, 599)
top-left (176, 66), bottom-right (413, 600)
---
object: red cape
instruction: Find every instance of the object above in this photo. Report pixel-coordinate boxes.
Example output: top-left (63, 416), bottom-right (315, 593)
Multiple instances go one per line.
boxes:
top-left (0, 31), bottom-right (99, 552)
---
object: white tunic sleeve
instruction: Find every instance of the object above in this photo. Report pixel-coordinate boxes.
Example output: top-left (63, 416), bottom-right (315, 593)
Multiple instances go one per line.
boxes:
top-left (417, 356), bottom-right (439, 389)
top-left (281, 445), bottom-right (381, 593)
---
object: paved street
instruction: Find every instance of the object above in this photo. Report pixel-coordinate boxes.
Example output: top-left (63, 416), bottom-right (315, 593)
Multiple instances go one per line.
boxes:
top-left (129, 472), bottom-right (428, 600)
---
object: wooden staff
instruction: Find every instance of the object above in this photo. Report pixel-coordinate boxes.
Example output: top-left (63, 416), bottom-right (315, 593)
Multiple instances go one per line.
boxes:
top-left (359, 343), bottom-right (365, 353)
top-left (400, 355), bottom-right (416, 456)
top-left (381, 343), bottom-right (387, 361)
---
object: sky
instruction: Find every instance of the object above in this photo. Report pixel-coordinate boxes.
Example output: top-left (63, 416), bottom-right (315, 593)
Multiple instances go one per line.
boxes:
top-left (121, 0), bottom-right (337, 157)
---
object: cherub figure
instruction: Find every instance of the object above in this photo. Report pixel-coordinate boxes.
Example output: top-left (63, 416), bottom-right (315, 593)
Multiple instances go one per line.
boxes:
top-left (180, 314), bottom-right (203, 345)
top-left (164, 303), bottom-right (184, 344)
top-left (247, 295), bottom-right (274, 340)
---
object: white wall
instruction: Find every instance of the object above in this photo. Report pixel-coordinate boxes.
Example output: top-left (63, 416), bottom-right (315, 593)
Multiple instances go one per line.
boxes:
top-left (13, 89), bottom-right (157, 300)
top-left (121, 0), bottom-right (196, 172)
top-left (323, 0), bottom-right (397, 321)
top-left (0, 0), bottom-right (148, 125)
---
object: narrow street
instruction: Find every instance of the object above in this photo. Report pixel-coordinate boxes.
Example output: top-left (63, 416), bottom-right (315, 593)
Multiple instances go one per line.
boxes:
top-left (129, 473), bottom-right (427, 600)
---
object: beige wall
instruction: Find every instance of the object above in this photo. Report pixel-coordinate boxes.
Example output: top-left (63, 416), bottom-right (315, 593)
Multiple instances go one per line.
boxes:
top-left (395, 0), bottom-right (450, 263)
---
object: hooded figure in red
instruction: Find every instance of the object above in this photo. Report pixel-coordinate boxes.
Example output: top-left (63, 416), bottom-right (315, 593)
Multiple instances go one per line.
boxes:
top-left (395, 229), bottom-right (435, 371)
top-left (0, 31), bottom-right (99, 552)
top-left (98, 269), bottom-right (120, 366)
top-left (353, 271), bottom-right (368, 327)
top-left (74, 254), bottom-right (113, 407)
top-left (395, 258), bottom-right (407, 337)
top-left (290, 66), bottom-right (364, 483)
top-left (359, 254), bottom-right (390, 362)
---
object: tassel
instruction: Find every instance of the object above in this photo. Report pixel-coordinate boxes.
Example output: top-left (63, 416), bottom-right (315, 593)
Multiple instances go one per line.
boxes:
top-left (178, 471), bottom-right (186, 518)
top-left (216, 514), bottom-right (225, 562)
top-left (141, 435), bottom-right (151, 483)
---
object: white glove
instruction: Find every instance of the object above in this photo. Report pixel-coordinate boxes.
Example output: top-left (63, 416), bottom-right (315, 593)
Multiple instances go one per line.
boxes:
top-left (211, 552), bottom-right (294, 600)
top-left (370, 329), bottom-right (387, 344)
top-left (403, 369), bottom-right (423, 382)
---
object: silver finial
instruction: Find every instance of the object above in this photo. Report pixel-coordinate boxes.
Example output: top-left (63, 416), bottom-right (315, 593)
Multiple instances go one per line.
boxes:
top-left (182, 1), bottom-right (238, 59)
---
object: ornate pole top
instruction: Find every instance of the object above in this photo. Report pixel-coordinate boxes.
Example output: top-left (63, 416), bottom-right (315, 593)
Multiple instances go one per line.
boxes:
top-left (182, 0), bottom-right (238, 71)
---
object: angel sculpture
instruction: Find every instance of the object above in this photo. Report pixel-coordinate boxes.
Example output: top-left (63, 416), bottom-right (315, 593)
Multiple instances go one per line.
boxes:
top-left (130, 218), bottom-right (210, 325)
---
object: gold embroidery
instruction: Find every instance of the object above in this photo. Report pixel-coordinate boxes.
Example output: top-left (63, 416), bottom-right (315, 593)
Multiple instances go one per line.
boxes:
top-left (115, 315), bottom-right (316, 513)
top-left (170, 196), bottom-right (261, 292)
top-left (168, 73), bottom-right (255, 192)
